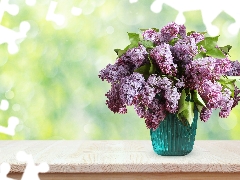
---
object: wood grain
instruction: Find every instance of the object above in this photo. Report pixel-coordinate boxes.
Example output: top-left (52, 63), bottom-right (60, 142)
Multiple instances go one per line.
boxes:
top-left (0, 140), bottom-right (240, 179)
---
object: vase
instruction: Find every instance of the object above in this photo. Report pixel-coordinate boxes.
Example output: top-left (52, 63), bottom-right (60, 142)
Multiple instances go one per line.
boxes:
top-left (150, 106), bottom-right (198, 156)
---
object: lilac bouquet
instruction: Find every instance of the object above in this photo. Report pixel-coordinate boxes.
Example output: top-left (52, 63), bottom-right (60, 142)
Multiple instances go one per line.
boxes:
top-left (99, 22), bottom-right (240, 130)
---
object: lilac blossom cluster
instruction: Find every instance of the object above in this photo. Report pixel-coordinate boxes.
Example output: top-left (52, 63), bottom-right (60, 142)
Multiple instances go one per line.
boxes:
top-left (99, 22), bottom-right (240, 130)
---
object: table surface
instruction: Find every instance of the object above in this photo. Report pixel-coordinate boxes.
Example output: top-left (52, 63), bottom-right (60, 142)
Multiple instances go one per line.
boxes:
top-left (0, 140), bottom-right (240, 173)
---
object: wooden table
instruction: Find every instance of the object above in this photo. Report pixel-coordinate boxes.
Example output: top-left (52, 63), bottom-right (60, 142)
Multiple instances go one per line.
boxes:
top-left (0, 140), bottom-right (240, 180)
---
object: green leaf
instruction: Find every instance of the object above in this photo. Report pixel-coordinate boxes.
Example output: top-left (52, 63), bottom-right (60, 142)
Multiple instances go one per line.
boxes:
top-left (114, 48), bottom-right (127, 57)
top-left (177, 101), bottom-right (195, 126)
top-left (219, 45), bottom-right (232, 55)
top-left (187, 31), bottom-right (207, 36)
top-left (178, 89), bottom-right (186, 114)
top-left (114, 49), bottom-right (120, 54)
top-left (149, 59), bottom-right (156, 74)
top-left (187, 31), bottom-right (195, 36)
top-left (197, 36), bottom-right (226, 59)
top-left (134, 63), bottom-right (150, 78)
top-left (193, 52), bottom-right (206, 59)
top-left (127, 32), bottom-right (140, 45)
top-left (192, 90), bottom-right (206, 107)
top-left (140, 40), bottom-right (154, 49)
top-left (115, 34), bottom-right (140, 57)
top-left (118, 50), bottom-right (126, 57)
top-left (226, 83), bottom-right (235, 91)
top-left (196, 104), bottom-right (203, 113)
top-left (177, 89), bottom-right (196, 126)
top-left (197, 36), bottom-right (219, 50)
top-left (219, 76), bottom-right (236, 84)
top-left (218, 76), bottom-right (236, 98)
top-left (206, 48), bottom-right (226, 59)
top-left (140, 28), bottom-right (159, 32)
top-left (169, 38), bottom-right (178, 46)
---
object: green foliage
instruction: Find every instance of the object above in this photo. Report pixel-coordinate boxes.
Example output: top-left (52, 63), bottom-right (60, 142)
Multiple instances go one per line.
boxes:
top-left (192, 90), bottom-right (206, 113)
top-left (177, 89), bottom-right (207, 126)
top-left (195, 36), bottom-right (226, 59)
top-left (139, 40), bottom-right (154, 49)
top-left (134, 63), bottom-right (151, 79)
top-left (128, 32), bottom-right (140, 46)
top-left (114, 33), bottom-right (140, 57)
top-left (218, 76), bottom-right (236, 97)
top-left (187, 31), bottom-right (207, 36)
top-left (219, 45), bottom-right (232, 56)
top-left (169, 38), bottom-right (179, 46)
top-left (140, 28), bottom-right (159, 32)
top-left (177, 89), bottom-right (195, 126)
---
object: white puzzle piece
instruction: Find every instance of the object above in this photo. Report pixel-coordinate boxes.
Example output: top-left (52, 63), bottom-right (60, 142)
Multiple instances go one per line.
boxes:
top-left (0, 162), bottom-right (16, 180)
top-left (46, 1), bottom-right (65, 26)
top-left (0, 0), bottom-right (30, 54)
top-left (16, 151), bottom-right (49, 180)
top-left (0, 116), bottom-right (19, 136)
top-left (71, 7), bottom-right (82, 16)
top-left (151, 0), bottom-right (240, 36)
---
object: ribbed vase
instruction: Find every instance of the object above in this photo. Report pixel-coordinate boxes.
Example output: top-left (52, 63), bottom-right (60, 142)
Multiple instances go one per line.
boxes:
top-left (150, 108), bottom-right (198, 156)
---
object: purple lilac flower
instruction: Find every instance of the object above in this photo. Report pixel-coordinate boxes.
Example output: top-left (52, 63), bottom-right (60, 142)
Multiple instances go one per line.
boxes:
top-left (119, 72), bottom-right (145, 106)
top-left (219, 88), bottom-right (234, 118)
top-left (144, 99), bottom-right (166, 130)
top-left (147, 75), bottom-right (180, 113)
top-left (175, 77), bottom-right (185, 88)
top-left (214, 58), bottom-right (231, 76)
top-left (142, 29), bottom-right (160, 45)
top-left (121, 45), bottom-right (148, 69)
top-left (147, 75), bottom-right (172, 93)
top-left (185, 57), bottom-right (218, 90)
top-left (200, 107), bottom-right (213, 122)
top-left (189, 32), bottom-right (204, 43)
top-left (99, 62), bottom-right (132, 83)
top-left (232, 86), bottom-right (240, 108)
top-left (105, 83), bottom-right (127, 114)
top-left (133, 76), bottom-right (164, 118)
top-left (150, 43), bottom-right (177, 76)
top-left (198, 80), bottom-right (234, 121)
top-left (160, 22), bottom-right (179, 42)
top-left (171, 36), bottom-right (198, 65)
top-left (226, 60), bottom-right (240, 76)
top-left (134, 83), bottom-right (156, 106)
top-left (178, 24), bottom-right (186, 38)
top-left (198, 80), bottom-right (222, 107)
top-left (134, 101), bottom-right (146, 118)
top-left (164, 87), bottom-right (181, 113)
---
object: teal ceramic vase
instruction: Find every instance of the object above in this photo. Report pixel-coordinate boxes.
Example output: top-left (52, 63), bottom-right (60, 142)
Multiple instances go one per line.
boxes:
top-left (150, 107), bottom-right (198, 156)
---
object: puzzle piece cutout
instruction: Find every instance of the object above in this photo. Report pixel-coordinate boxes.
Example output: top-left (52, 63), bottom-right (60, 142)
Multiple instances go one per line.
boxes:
top-left (0, 0), bottom-right (19, 23)
top-left (129, 0), bottom-right (138, 3)
top-left (46, 1), bottom-right (65, 26)
top-left (0, 99), bottom-right (9, 111)
top-left (0, 151), bottom-right (49, 180)
top-left (25, 0), bottom-right (36, 6)
top-left (150, 0), bottom-right (240, 36)
top-left (0, 162), bottom-right (15, 180)
top-left (0, 0), bottom-right (31, 54)
top-left (71, 7), bottom-right (82, 16)
top-left (0, 116), bottom-right (19, 136)
top-left (16, 151), bottom-right (49, 180)
top-left (0, 21), bottom-right (30, 54)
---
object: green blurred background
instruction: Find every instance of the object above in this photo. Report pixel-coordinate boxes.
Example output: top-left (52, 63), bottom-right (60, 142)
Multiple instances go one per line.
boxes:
top-left (0, 0), bottom-right (240, 140)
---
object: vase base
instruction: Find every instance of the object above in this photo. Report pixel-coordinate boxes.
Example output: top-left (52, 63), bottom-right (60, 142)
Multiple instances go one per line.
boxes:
top-left (153, 149), bottom-right (193, 156)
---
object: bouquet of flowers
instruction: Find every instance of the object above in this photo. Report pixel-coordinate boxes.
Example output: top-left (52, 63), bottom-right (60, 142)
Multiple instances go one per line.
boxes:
top-left (99, 22), bottom-right (240, 130)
